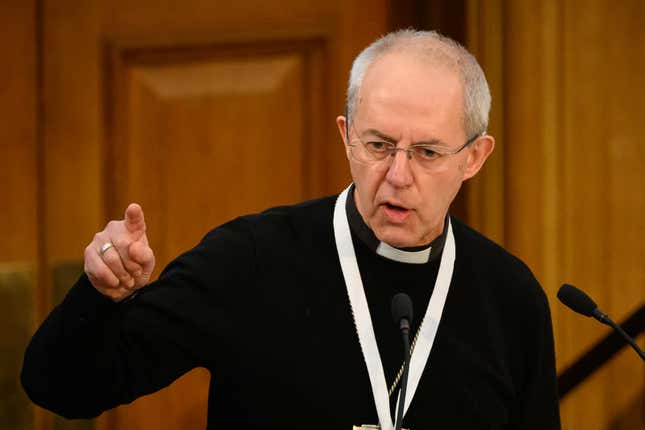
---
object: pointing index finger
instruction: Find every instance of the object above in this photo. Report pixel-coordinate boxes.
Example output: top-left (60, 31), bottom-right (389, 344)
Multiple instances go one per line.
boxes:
top-left (124, 203), bottom-right (146, 233)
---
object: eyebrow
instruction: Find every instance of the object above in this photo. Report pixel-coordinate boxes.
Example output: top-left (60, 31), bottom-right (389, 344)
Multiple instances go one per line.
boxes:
top-left (361, 128), bottom-right (449, 147)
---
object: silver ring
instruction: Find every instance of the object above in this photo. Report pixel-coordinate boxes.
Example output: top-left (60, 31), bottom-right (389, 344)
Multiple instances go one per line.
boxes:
top-left (99, 242), bottom-right (115, 257)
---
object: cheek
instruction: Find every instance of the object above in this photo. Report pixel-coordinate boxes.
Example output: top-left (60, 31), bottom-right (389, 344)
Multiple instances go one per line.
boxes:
top-left (350, 162), bottom-right (385, 212)
top-left (351, 162), bottom-right (381, 192)
top-left (349, 161), bottom-right (364, 189)
top-left (417, 173), bottom-right (463, 219)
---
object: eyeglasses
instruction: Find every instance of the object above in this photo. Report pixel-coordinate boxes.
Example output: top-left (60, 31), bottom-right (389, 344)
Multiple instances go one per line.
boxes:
top-left (347, 128), bottom-right (484, 172)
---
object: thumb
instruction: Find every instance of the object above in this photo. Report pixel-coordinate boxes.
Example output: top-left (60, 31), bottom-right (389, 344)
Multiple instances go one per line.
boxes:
top-left (124, 203), bottom-right (146, 233)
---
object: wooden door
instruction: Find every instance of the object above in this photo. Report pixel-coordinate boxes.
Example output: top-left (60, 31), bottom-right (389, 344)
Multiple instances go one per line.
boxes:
top-left (39, 1), bottom-right (390, 429)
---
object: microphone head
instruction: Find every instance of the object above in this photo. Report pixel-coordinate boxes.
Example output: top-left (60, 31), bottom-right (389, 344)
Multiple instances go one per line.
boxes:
top-left (391, 293), bottom-right (413, 325)
top-left (557, 284), bottom-right (598, 317)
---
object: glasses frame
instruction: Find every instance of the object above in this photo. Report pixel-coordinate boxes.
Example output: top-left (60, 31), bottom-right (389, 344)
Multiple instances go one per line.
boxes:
top-left (346, 126), bottom-right (486, 168)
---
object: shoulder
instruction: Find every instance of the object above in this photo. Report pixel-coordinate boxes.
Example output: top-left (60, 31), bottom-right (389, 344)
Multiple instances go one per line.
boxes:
top-left (235, 194), bottom-right (338, 242)
top-left (199, 195), bottom-right (337, 240)
top-left (245, 194), bottom-right (337, 225)
top-left (451, 217), bottom-right (534, 279)
top-left (150, 195), bottom-right (339, 312)
top-left (185, 194), bottom-right (338, 268)
top-left (449, 217), bottom-right (549, 317)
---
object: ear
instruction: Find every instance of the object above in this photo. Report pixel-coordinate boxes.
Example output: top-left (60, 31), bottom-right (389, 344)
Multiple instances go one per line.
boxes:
top-left (336, 115), bottom-right (352, 161)
top-left (336, 115), bottom-right (348, 145)
top-left (462, 134), bottom-right (495, 180)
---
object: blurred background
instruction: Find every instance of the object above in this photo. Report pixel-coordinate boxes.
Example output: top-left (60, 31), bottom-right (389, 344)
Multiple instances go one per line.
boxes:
top-left (1, 0), bottom-right (643, 429)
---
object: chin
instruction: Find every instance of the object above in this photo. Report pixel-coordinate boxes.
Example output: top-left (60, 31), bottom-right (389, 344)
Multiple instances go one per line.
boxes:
top-left (373, 226), bottom-right (421, 248)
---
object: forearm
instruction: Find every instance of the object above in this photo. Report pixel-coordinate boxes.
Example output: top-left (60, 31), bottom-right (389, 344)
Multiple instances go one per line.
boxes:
top-left (22, 218), bottom-right (255, 418)
top-left (21, 275), bottom-right (126, 418)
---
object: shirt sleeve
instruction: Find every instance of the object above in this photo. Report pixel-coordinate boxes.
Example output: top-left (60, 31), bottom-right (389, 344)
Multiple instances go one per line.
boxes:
top-left (21, 217), bottom-right (257, 419)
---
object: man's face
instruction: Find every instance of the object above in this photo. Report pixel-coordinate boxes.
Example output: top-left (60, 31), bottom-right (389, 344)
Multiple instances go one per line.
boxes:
top-left (337, 51), bottom-right (492, 248)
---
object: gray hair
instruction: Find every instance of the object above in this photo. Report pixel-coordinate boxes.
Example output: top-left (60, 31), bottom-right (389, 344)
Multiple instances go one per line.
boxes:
top-left (346, 29), bottom-right (491, 138)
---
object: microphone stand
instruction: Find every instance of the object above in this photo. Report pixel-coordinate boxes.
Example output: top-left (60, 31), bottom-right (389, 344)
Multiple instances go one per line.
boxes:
top-left (395, 318), bottom-right (411, 430)
top-left (594, 309), bottom-right (645, 361)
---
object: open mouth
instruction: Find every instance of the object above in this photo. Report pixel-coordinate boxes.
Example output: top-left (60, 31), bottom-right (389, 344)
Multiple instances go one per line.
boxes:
top-left (382, 202), bottom-right (412, 222)
top-left (385, 202), bottom-right (408, 212)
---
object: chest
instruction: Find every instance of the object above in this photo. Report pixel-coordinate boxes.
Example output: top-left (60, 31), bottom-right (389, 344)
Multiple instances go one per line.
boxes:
top-left (212, 261), bottom-right (515, 429)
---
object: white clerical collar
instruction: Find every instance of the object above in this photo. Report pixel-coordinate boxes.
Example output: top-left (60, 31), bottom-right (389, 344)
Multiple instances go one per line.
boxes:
top-left (345, 184), bottom-right (447, 264)
top-left (375, 241), bottom-right (431, 264)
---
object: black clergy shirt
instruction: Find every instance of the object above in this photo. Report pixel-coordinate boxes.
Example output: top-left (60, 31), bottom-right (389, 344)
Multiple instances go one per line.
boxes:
top-left (345, 184), bottom-right (444, 412)
top-left (22, 193), bottom-right (561, 429)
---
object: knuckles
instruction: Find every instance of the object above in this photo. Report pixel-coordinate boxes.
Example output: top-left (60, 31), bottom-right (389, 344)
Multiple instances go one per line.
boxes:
top-left (100, 250), bottom-right (119, 266)
top-left (113, 237), bottom-right (130, 251)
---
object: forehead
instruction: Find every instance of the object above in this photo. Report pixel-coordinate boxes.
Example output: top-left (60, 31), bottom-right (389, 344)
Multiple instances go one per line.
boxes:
top-left (355, 51), bottom-right (465, 140)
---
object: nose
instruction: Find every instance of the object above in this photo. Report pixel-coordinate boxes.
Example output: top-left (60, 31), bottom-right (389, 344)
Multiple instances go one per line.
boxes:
top-left (385, 149), bottom-right (414, 188)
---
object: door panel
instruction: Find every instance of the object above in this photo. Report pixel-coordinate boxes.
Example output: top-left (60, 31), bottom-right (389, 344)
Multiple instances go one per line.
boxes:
top-left (107, 38), bottom-right (328, 260)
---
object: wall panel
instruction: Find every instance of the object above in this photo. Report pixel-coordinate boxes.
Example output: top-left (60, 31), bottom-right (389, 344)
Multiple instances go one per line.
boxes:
top-left (0, 1), bottom-right (38, 429)
top-left (464, 0), bottom-right (505, 244)
top-left (37, 1), bottom-right (388, 429)
top-left (0, 1), bottom-right (38, 262)
top-left (467, 0), bottom-right (645, 428)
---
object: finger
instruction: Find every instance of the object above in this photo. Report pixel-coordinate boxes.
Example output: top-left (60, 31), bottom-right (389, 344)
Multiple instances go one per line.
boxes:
top-left (124, 203), bottom-right (146, 234)
top-left (84, 244), bottom-right (120, 290)
top-left (111, 235), bottom-right (144, 279)
top-left (129, 241), bottom-right (155, 286)
top-left (129, 240), bottom-right (154, 265)
top-left (100, 245), bottom-right (135, 288)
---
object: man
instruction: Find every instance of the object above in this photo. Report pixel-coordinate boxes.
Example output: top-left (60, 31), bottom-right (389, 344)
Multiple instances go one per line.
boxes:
top-left (22, 30), bottom-right (560, 429)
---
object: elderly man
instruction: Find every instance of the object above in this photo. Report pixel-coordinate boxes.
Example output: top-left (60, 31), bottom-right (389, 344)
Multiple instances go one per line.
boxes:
top-left (22, 30), bottom-right (560, 429)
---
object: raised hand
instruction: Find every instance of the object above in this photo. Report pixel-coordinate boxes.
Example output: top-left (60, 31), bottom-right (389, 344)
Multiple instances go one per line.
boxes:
top-left (84, 203), bottom-right (155, 302)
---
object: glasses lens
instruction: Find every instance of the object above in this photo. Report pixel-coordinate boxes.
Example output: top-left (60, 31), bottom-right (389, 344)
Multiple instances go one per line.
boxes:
top-left (411, 146), bottom-right (441, 162)
top-left (349, 140), bottom-right (390, 164)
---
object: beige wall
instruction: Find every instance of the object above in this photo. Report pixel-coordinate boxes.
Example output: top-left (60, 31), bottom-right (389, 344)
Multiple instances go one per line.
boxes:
top-left (466, 0), bottom-right (645, 428)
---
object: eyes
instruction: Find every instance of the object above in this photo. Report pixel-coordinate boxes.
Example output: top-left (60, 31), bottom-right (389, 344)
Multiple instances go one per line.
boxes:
top-left (347, 126), bottom-right (480, 170)
top-left (364, 141), bottom-right (441, 160)
top-left (365, 141), bottom-right (389, 152)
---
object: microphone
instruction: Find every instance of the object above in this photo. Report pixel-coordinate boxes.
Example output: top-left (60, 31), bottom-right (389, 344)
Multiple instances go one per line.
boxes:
top-left (557, 284), bottom-right (645, 361)
top-left (392, 293), bottom-right (413, 332)
top-left (557, 284), bottom-right (608, 323)
top-left (391, 293), bottom-right (413, 430)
